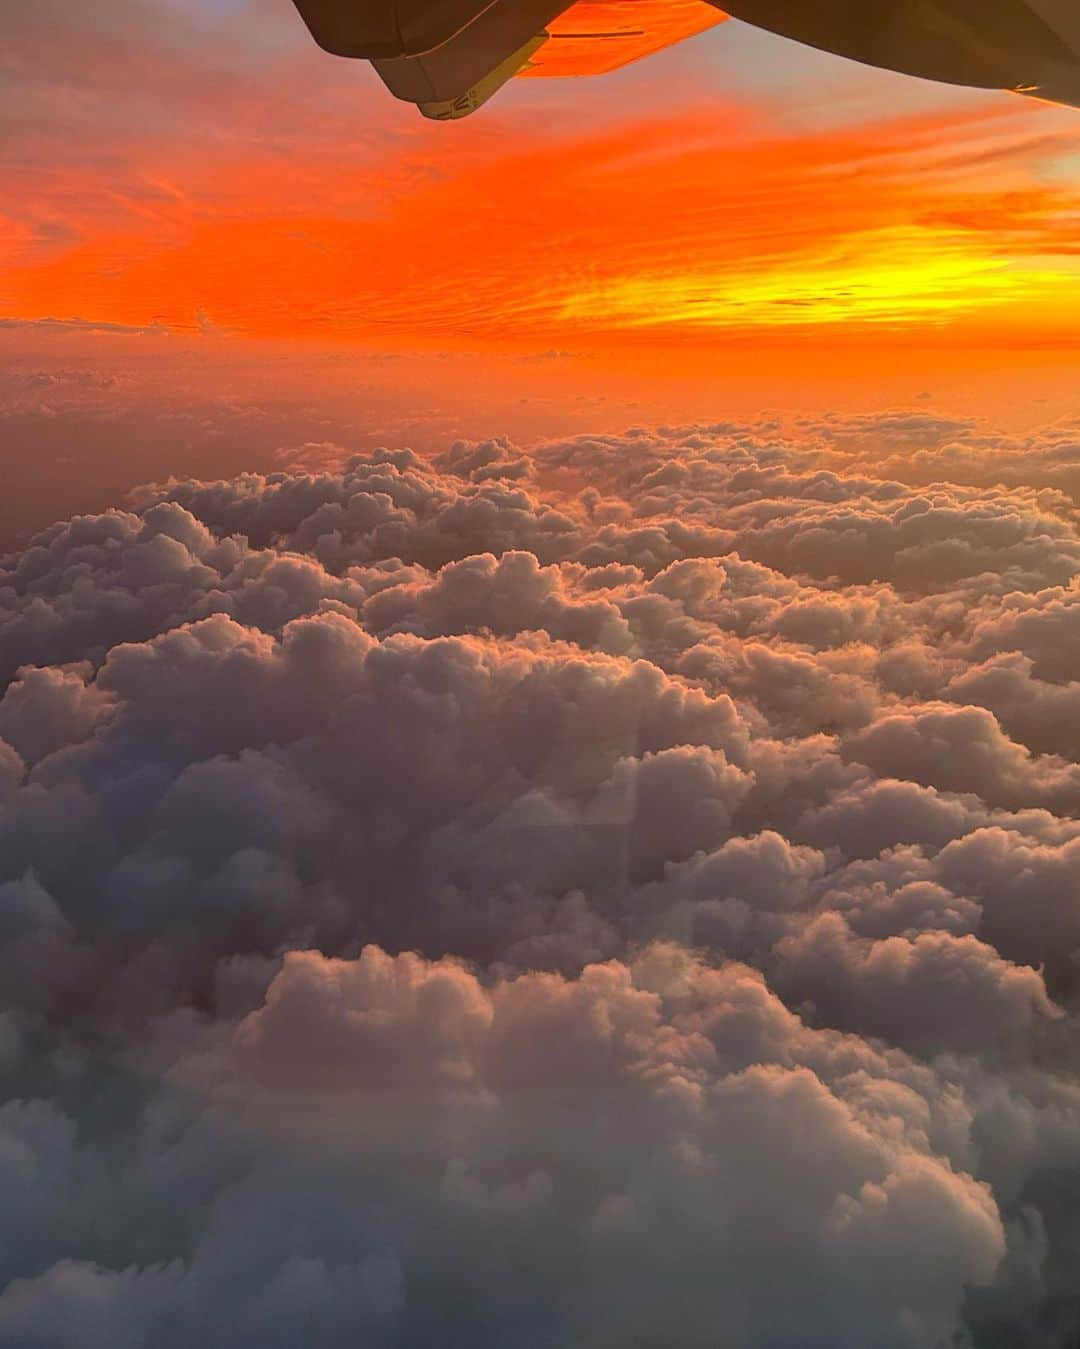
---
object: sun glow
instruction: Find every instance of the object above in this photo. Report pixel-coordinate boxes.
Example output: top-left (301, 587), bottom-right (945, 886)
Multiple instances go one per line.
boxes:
top-left (4, 33), bottom-right (1080, 358)
top-left (558, 227), bottom-right (1071, 330)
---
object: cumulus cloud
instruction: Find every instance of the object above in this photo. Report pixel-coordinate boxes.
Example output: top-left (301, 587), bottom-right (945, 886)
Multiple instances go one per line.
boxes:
top-left (3, 425), bottom-right (1080, 1345)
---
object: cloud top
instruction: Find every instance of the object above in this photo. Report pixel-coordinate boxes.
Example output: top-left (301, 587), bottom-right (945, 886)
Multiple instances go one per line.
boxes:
top-left (2, 427), bottom-right (1080, 1345)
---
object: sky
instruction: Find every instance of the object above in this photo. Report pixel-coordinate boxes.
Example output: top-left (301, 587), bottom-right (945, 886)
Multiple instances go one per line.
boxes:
top-left (3, 0), bottom-right (1080, 540)
top-left (5, 0), bottom-right (1080, 353)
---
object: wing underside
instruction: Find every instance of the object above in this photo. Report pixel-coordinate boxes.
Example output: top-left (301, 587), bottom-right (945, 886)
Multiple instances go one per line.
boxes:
top-left (291, 0), bottom-right (1080, 117)
top-left (293, 0), bottom-right (730, 116)
top-left (720, 0), bottom-right (1080, 108)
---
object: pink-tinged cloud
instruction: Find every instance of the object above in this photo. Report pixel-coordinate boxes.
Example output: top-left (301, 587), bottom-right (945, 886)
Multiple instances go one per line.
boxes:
top-left (2, 425), bottom-right (1080, 1344)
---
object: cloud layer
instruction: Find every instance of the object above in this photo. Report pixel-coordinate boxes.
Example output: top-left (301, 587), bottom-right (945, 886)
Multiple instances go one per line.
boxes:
top-left (3, 427), bottom-right (1080, 1345)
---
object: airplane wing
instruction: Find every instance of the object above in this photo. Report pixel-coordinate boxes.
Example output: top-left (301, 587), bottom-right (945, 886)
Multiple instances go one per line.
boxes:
top-left (719, 0), bottom-right (1080, 109)
top-left (518, 0), bottom-right (729, 80)
top-left (291, 0), bottom-right (1080, 119)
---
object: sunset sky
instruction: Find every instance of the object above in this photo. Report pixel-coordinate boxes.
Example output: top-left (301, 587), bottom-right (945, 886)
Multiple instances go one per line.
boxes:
top-left (6, 0), bottom-right (1080, 346)
top-left (3, 0), bottom-right (1080, 537)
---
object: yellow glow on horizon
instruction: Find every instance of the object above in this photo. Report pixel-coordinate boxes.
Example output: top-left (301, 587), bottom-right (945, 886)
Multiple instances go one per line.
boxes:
top-left (5, 99), bottom-right (1080, 354)
top-left (558, 227), bottom-right (1077, 331)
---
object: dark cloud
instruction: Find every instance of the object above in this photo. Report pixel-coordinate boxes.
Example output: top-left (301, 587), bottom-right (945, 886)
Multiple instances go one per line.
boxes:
top-left (3, 428), bottom-right (1080, 1345)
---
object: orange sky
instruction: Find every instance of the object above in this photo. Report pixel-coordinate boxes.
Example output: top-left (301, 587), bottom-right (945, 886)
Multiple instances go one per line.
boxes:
top-left (4, 0), bottom-right (1080, 367)
top-left (6, 99), bottom-right (1080, 356)
top-left (4, 0), bottom-right (1080, 552)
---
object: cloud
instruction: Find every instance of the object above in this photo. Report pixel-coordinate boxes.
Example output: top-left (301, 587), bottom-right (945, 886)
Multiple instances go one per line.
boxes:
top-left (795, 410), bottom-right (1080, 506)
top-left (2, 428), bottom-right (1080, 1344)
top-left (0, 317), bottom-right (168, 336)
top-left (0, 946), bottom-right (1011, 1349)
